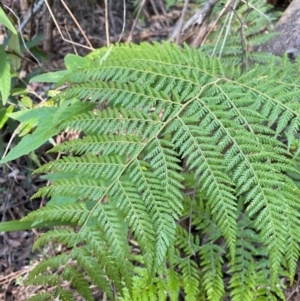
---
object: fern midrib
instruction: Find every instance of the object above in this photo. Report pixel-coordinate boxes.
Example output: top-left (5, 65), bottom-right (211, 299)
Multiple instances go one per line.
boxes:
top-left (71, 115), bottom-right (164, 125)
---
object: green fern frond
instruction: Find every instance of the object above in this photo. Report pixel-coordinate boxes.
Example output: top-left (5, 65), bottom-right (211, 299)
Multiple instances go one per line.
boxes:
top-left (33, 228), bottom-right (79, 250)
top-left (26, 253), bottom-right (68, 285)
top-left (92, 203), bottom-right (133, 290)
top-left (62, 266), bottom-right (94, 301)
top-left (60, 107), bottom-right (163, 140)
top-left (35, 155), bottom-right (126, 181)
top-left (81, 226), bottom-right (124, 292)
top-left (228, 220), bottom-right (258, 301)
top-left (201, 0), bottom-right (281, 67)
top-left (168, 112), bottom-right (238, 258)
top-left (110, 178), bottom-right (155, 271)
top-left (175, 226), bottom-right (200, 256)
top-left (24, 39), bottom-right (300, 300)
top-left (32, 178), bottom-right (107, 201)
top-left (23, 203), bottom-right (90, 226)
top-left (283, 203), bottom-right (300, 281)
top-left (128, 159), bottom-right (176, 270)
top-left (72, 247), bottom-right (114, 300)
top-left (144, 138), bottom-right (183, 214)
top-left (49, 134), bottom-right (143, 157)
top-left (56, 288), bottom-right (77, 301)
top-left (179, 258), bottom-right (201, 301)
top-left (200, 243), bottom-right (225, 301)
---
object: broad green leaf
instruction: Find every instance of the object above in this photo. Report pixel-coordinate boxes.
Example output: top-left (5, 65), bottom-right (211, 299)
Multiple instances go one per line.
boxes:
top-left (64, 54), bottom-right (89, 70)
top-left (23, 34), bottom-right (44, 49)
top-left (0, 7), bottom-right (17, 34)
top-left (0, 105), bottom-right (13, 129)
top-left (0, 45), bottom-right (11, 105)
top-left (8, 106), bottom-right (57, 126)
top-left (30, 70), bottom-right (70, 83)
top-left (52, 99), bottom-right (95, 123)
top-left (7, 33), bottom-right (21, 70)
top-left (0, 107), bottom-right (58, 163)
top-left (20, 96), bottom-right (33, 108)
top-left (0, 219), bottom-right (75, 232)
top-left (0, 118), bottom-right (59, 163)
top-left (0, 101), bottom-right (94, 163)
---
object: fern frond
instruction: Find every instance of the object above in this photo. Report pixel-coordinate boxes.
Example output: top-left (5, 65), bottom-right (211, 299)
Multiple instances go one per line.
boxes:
top-left (128, 159), bottom-right (176, 271)
top-left (72, 247), bottom-right (114, 300)
top-left (144, 138), bottom-right (184, 215)
top-left (283, 201), bottom-right (300, 281)
top-left (35, 155), bottom-right (125, 181)
top-left (175, 226), bottom-right (200, 256)
top-left (49, 134), bottom-right (144, 157)
top-left (229, 221), bottom-right (258, 301)
top-left (201, 0), bottom-right (281, 67)
top-left (27, 274), bottom-right (60, 287)
top-left (56, 288), bottom-right (77, 301)
top-left (26, 253), bottom-right (68, 285)
top-left (62, 265), bottom-right (94, 301)
top-left (61, 107), bottom-right (163, 141)
top-left (22, 203), bottom-right (89, 226)
top-left (200, 243), bottom-right (225, 301)
top-left (33, 228), bottom-right (79, 250)
top-left (110, 178), bottom-right (156, 271)
top-left (164, 267), bottom-right (179, 301)
top-left (179, 258), bottom-right (201, 301)
top-left (168, 112), bottom-right (237, 258)
top-left (32, 178), bottom-right (107, 201)
top-left (92, 203), bottom-right (133, 290)
top-left (81, 226), bottom-right (124, 292)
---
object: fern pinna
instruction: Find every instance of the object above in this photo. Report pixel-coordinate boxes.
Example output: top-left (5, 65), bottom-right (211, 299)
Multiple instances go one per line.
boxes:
top-left (24, 42), bottom-right (300, 301)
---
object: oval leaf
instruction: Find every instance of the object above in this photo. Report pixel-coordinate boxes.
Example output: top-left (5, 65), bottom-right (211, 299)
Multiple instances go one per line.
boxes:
top-left (0, 45), bottom-right (11, 105)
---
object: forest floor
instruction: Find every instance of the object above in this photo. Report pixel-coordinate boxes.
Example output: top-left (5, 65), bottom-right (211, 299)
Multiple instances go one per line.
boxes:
top-left (0, 0), bottom-right (299, 300)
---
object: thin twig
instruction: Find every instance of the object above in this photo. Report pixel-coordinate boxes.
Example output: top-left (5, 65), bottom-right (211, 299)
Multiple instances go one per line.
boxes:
top-left (118, 0), bottom-right (126, 43)
top-left (230, 0), bottom-right (251, 73)
top-left (210, 12), bottom-right (229, 57)
top-left (127, 0), bottom-right (147, 43)
top-left (65, 21), bottom-right (77, 55)
top-left (216, 1), bottom-right (237, 58)
top-left (59, 0), bottom-right (93, 49)
top-left (2, 127), bottom-right (19, 160)
top-left (44, 0), bottom-right (93, 50)
top-left (182, 0), bottom-right (219, 33)
top-left (175, 0), bottom-right (190, 44)
top-left (200, 0), bottom-right (234, 47)
top-left (19, 0), bottom-right (45, 31)
top-left (4, 5), bottom-right (41, 65)
top-left (104, 0), bottom-right (110, 46)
